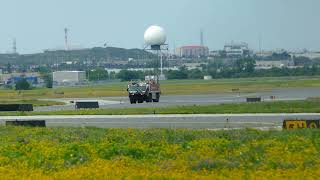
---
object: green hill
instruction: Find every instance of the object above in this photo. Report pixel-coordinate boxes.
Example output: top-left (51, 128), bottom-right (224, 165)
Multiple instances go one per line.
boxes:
top-left (0, 47), bottom-right (155, 65)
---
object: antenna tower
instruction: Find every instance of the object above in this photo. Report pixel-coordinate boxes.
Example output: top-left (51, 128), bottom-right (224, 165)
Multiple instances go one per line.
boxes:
top-left (200, 29), bottom-right (204, 46)
top-left (64, 28), bottom-right (69, 50)
top-left (13, 38), bottom-right (17, 54)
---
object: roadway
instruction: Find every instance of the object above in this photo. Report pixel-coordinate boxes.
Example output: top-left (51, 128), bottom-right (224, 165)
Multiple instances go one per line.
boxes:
top-left (35, 87), bottom-right (320, 111)
top-left (1, 113), bottom-right (320, 129)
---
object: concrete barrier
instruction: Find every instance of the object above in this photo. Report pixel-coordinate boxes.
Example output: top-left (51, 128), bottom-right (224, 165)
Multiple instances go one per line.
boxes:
top-left (246, 97), bottom-right (261, 102)
top-left (75, 101), bottom-right (99, 109)
top-left (6, 120), bottom-right (46, 127)
top-left (0, 104), bottom-right (33, 111)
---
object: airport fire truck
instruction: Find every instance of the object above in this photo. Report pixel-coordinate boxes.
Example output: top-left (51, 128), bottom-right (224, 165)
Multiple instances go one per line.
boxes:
top-left (127, 80), bottom-right (160, 104)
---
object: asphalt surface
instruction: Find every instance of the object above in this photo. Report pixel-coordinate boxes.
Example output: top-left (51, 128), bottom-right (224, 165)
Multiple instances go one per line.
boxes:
top-left (1, 113), bottom-right (320, 129)
top-left (35, 87), bottom-right (320, 112)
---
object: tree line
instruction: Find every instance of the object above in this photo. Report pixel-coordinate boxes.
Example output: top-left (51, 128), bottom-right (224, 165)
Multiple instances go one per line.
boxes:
top-left (113, 58), bottom-right (320, 81)
top-left (11, 57), bottom-right (318, 91)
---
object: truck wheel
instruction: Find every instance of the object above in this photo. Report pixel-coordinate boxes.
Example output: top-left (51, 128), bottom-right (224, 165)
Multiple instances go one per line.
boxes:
top-left (153, 93), bottom-right (160, 102)
top-left (130, 98), bottom-right (136, 104)
top-left (146, 95), bottom-right (152, 102)
top-left (138, 98), bottom-right (144, 103)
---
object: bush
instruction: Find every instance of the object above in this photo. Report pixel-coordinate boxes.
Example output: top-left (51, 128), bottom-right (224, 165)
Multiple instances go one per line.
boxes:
top-left (43, 74), bottom-right (53, 88)
top-left (116, 70), bottom-right (144, 81)
top-left (15, 78), bottom-right (31, 90)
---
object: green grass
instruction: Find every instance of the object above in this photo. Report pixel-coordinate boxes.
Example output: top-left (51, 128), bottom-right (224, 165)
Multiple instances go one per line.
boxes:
top-left (0, 127), bottom-right (319, 179)
top-left (1, 76), bottom-right (320, 99)
top-left (1, 100), bottom-right (320, 116)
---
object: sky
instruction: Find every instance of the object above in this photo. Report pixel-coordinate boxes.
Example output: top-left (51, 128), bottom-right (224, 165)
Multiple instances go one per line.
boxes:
top-left (0, 0), bottom-right (319, 54)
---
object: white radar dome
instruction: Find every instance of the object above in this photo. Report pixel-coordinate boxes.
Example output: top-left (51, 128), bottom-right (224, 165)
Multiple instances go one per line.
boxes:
top-left (144, 25), bottom-right (166, 46)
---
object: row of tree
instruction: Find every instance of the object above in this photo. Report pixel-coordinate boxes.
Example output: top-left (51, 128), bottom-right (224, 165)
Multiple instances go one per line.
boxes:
top-left (113, 58), bottom-right (320, 81)
top-left (17, 58), bottom-right (318, 91)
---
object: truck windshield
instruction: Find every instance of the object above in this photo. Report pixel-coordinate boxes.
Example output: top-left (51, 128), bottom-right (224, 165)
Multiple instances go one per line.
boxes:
top-left (128, 85), bottom-right (147, 92)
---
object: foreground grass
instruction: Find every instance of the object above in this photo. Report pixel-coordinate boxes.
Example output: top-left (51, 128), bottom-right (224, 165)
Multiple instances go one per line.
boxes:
top-left (1, 100), bottom-right (320, 116)
top-left (0, 127), bottom-right (319, 179)
top-left (0, 76), bottom-right (320, 99)
top-left (0, 99), bottom-right (65, 107)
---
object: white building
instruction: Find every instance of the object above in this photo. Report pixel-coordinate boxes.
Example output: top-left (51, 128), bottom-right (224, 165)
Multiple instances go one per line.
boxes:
top-left (203, 75), bottom-right (212, 80)
top-left (255, 60), bottom-right (292, 70)
top-left (224, 42), bottom-right (250, 57)
top-left (209, 50), bottom-right (219, 57)
top-left (176, 45), bottom-right (209, 58)
top-left (255, 50), bottom-right (274, 58)
top-left (53, 71), bottom-right (86, 85)
top-left (182, 63), bottom-right (207, 70)
top-left (291, 51), bottom-right (320, 59)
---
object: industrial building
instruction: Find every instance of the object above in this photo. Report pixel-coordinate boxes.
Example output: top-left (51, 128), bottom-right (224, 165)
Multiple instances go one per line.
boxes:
top-left (255, 60), bottom-right (293, 70)
top-left (176, 45), bottom-right (209, 58)
top-left (290, 50), bottom-right (320, 59)
top-left (0, 72), bottom-right (41, 85)
top-left (53, 71), bottom-right (86, 85)
top-left (182, 63), bottom-right (207, 70)
top-left (224, 42), bottom-right (250, 57)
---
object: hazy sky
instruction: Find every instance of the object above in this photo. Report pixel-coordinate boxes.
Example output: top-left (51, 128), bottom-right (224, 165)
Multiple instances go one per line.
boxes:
top-left (0, 0), bottom-right (319, 53)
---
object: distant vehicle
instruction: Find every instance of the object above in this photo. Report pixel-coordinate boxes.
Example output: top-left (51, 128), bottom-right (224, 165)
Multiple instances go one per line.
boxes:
top-left (127, 80), bottom-right (160, 104)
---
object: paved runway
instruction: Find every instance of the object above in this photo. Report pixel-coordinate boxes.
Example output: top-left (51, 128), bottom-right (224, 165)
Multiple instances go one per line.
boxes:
top-left (1, 113), bottom-right (320, 129)
top-left (35, 88), bottom-right (320, 112)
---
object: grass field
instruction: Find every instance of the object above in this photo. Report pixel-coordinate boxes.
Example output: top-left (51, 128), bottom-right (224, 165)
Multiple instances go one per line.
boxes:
top-left (1, 99), bottom-right (320, 116)
top-left (0, 127), bottom-right (319, 179)
top-left (1, 76), bottom-right (320, 100)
